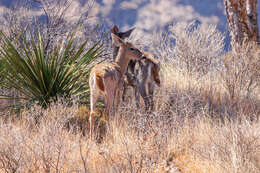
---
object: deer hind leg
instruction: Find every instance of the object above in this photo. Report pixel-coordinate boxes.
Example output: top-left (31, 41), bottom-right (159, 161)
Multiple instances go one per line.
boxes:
top-left (89, 87), bottom-right (99, 137)
top-left (104, 90), bottom-right (115, 121)
top-left (103, 78), bottom-right (117, 120)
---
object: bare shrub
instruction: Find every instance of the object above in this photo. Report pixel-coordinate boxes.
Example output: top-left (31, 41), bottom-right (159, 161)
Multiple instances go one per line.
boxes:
top-left (1, 0), bottom-right (96, 48)
top-left (146, 22), bottom-right (258, 118)
top-left (222, 43), bottom-right (260, 101)
top-left (1, 1), bottom-right (33, 41)
top-left (169, 21), bottom-right (224, 76)
top-left (143, 29), bottom-right (175, 63)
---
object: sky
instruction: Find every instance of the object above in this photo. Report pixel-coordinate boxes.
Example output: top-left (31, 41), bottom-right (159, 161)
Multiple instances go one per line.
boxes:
top-left (0, 0), bottom-right (259, 43)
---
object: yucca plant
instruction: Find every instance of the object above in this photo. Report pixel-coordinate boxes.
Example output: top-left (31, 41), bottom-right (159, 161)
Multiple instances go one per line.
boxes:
top-left (0, 58), bottom-right (5, 85)
top-left (0, 31), bottom-right (105, 108)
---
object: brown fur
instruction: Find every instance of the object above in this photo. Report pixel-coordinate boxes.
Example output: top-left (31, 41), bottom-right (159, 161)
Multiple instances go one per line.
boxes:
top-left (91, 63), bottom-right (121, 82)
top-left (152, 63), bottom-right (161, 86)
top-left (96, 75), bottom-right (104, 92)
top-left (142, 51), bottom-right (161, 86)
top-left (90, 62), bottom-right (122, 95)
top-left (89, 33), bottom-right (144, 137)
top-left (142, 51), bottom-right (160, 66)
top-left (112, 25), bottom-right (119, 33)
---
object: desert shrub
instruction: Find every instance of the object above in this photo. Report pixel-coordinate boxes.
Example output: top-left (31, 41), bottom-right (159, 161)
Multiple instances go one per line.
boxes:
top-left (144, 21), bottom-right (224, 76)
top-left (134, 28), bottom-right (174, 63)
top-left (222, 43), bottom-right (260, 100)
top-left (1, 0), bottom-right (97, 51)
top-left (0, 31), bottom-right (105, 108)
top-left (0, 101), bottom-right (85, 172)
top-left (169, 21), bottom-right (225, 75)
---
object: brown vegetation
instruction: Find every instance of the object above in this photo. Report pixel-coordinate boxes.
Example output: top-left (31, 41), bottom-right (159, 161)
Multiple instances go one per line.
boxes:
top-left (0, 20), bottom-right (259, 173)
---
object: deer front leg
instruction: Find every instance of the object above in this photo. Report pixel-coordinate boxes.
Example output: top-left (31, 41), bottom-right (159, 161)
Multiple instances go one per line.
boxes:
top-left (122, 82), bottom-right (127, 102)
top-left (135, 86), bottom-right (141, 109)
top-left (148, 82), bottom-right (155, 111)
top-left (122, 72), bottom-right (136, 103)
top-left (138, 83), bottom-right (150, 111)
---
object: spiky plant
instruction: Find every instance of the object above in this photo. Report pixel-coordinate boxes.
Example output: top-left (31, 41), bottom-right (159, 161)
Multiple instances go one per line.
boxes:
top-left (0, 31), bottom-right (105, 107)
top-left (0, 58), bottom-right (5, 85)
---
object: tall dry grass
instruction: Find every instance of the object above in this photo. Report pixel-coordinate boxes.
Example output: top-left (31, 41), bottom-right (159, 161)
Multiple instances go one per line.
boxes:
top-left (0, 22), bottom-right (259, 172)
top-left (0, 100), bottom-right (259, 172)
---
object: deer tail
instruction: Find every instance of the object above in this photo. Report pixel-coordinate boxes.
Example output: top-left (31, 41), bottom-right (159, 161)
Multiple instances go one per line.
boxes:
top-left (96, 74), bottom-right (105, 92)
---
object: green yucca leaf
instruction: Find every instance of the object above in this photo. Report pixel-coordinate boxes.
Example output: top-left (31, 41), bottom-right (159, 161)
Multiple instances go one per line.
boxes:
top-left (0, 31), bottom-right (105, 108)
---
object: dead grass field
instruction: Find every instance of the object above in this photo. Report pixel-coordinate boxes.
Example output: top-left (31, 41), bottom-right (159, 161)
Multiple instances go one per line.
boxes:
top-left (0, 22), bottom-right (259, 173)
top-left (0, 61), bottom-right (259, 173)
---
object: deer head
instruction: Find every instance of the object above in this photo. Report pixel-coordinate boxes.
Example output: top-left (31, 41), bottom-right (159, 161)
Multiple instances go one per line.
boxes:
top-left (111, 33), bottom-right (145, 64)
top-left (112, 25), bottom-right (135, 39)
top-left (111, 25), bottom-right (135, 60)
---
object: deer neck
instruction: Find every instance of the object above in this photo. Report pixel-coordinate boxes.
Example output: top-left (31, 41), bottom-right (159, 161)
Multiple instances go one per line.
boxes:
top-left (114, 47), bottom-right (130, 75)
top-left (112, 46), bottom-right (119, 60)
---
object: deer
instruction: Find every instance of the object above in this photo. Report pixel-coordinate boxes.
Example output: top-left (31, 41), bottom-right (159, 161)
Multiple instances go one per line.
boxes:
top-left (89, 33), bottom-right (146, 136)
top-left (111, 25), bottom-right (161, 112)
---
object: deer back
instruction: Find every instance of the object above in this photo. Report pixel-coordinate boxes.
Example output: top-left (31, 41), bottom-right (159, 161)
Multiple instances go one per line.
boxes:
top-left (141, 51), bottom-right (161, 86)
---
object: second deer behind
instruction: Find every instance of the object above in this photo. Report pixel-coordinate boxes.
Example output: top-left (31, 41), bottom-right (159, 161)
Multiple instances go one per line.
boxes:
top-left (111, 25), bottom-right (161, 112)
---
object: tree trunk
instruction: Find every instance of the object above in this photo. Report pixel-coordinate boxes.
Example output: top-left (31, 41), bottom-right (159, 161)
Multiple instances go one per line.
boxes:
top-left (224, 0), bottom-right (259, 50)
top-left (247, 0), bottom-right (259, 43)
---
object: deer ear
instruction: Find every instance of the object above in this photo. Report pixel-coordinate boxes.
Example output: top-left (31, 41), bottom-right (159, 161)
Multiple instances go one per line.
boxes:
top-left (111, 33), bottom-right (124, 47)
top-left (112, 25), bottom-right (119, 34)
top-left (121, 27), bottom-right (135, 39)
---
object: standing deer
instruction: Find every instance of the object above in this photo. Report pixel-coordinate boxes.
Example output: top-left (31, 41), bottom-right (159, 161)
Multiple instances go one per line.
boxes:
top-left (132, 52), bottom-right (160, 111)
top-left (111, 25), bottom-right (161, 112)
top-left (89, 33), bottom-right (146, 136)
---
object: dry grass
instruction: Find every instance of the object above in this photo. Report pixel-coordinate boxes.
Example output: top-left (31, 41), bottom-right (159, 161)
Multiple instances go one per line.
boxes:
top-left (0, 22), bottom-right (260, 173)
top-left (0, 100), bottom-right (259, 172)
top-left (0, 60), bottom-right (259, 172)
